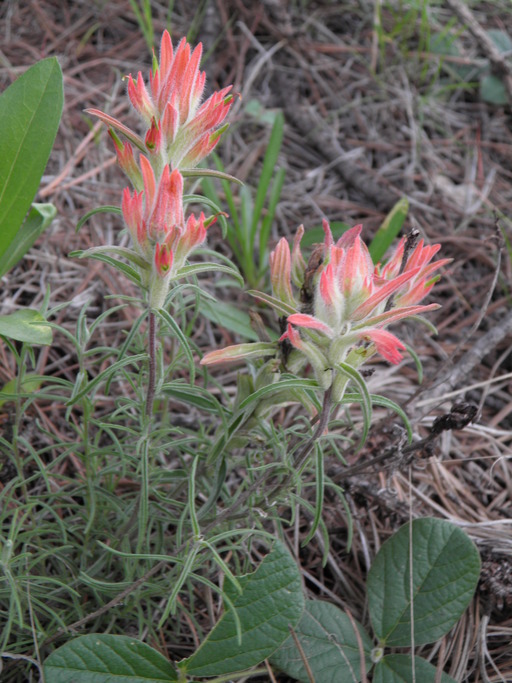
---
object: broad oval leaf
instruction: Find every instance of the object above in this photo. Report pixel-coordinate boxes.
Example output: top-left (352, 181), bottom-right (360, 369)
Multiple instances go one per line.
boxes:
top-left (0, 372), bottom-right (43, 407)
top-left (0, 58), bottom-right (63, 259)
top-left (270, 599), bottom-right (373, 683)
top-left (0, 309), bottom-right (52, 345)
top-left (180, 541), bottom-right (304, 677)
top-left (43, 633), bottom-right (178, 682)
top-left (0, 203), bottom-right (56, 278)
top-left (367, 518), bottom-right (480, 647)
top-left (373, 654), bottom-right (457, 683)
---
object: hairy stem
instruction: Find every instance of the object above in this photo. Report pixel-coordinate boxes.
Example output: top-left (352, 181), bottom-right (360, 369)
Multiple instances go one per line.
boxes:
top-left (145, 309), bottom-right (156, 417)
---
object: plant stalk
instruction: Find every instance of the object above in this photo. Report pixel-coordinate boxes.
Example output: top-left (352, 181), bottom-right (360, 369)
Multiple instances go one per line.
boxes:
top-left (145, 309), bottom-right (156, 417)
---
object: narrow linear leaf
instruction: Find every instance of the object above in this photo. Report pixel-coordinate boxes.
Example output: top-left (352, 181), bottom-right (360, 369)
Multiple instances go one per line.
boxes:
top-left (237, 378), bottom-right (319, 412)
top-left (76, 205), bottom-right (122, 232)
top-left (373, 654), bottom-right (457, 683)
top-left (367, 518), bottom-right (480, 647)
top-left (270, 599), bottom-right (373, 683)
top-left (65, 353), bottom-right (147, 405)
top-left (248, 290), bottom-right (298, 317)
top-left (335, 362), bottom-right (372, 447)
top-left (70, 251), bottom-right (143, 287)
top-left (369, 198), bottom-right (409, 264)
top-left (177, 261), bottom-right (243, 287)
top-left (161, 382), bottom-right (225, 415)
top-left (72, 245), bottom-right (149, 271)
top-left (43, 633), bottom-right (178, 682)
top-left (180, 541), bottom-right (304, 677)
top-left (250, 110), bottom-right (284, 244)
top-left (259, 166), bottom-right (286, 270)
top-left (154, 307), bottom-right (196, 383)
top-left (181, 167), bottom-right (243, 184)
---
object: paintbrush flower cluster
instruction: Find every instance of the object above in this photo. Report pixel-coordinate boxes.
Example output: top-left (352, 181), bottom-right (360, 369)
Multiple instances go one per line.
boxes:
top-left (87, 30), bottom-right (234, 307)
top-left (202, 220), bottom-right (450, 402)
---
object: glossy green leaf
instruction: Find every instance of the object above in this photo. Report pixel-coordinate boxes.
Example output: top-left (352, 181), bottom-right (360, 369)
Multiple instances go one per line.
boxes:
top-left (180, 541), bottom-right (304, 677)
top-left (0, 203), bottom-right (56, 278)
top-left (373, 654), bottom-right (457, 683)
top-left (43, 634), bottom-right (178, 682)
top-left (0, 58), bottom-right (63, 258)
top-left (271, 599), bottom-right (373, 683)
top-left (0, 310), bottom-right (52, 345)
top-left (367, 518), bottom-right (480, 647)
top-left (369, 198), bottom-right (409, 264)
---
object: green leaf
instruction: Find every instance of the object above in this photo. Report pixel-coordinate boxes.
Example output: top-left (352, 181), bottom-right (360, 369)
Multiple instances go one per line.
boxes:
top-left (154, 308), bottom-right (195, 384)
top-left (177, 261), bottom-right (244, 287)
top-left (480, 74), bottom-right (508, 105)
top-left (0, 310), bottom-right (52, 345)
top-left (299, 222), bottom-right (350, 249)
top-left (369, 198), bottom-right (409, 264)
top-left (76, 205), bottom-right (122, 232)
top-left (373, 654), bottom-right (457, 683)
top-left (270, 599), bottom-right (373, 683)
top-left (43, 634), bottom-right (178, 682)
top-left (199, 299), bottom-right (261, 341)
top-left (367, 518), bottom-right (480, 647)
top-left (0, 203), bottom-right (56, 278)
top-left (487, 29), bottom-right (512, 54)
top-left (72, 245), bottom-right (149, 271)
top-left (161, 381), bottom-right (226, 414)
top-left (0, 58), bottom-right (63, 259)
top-left (181, 167), bottom-right (243, 185)
top-left (247, 290), bottom-right (298, 317)
top-left (335, 362), bottom-right (372, 447)
top-left (0, 373), bottom-right (43, 407)
top-left (237, 377), bottom-right (318, 412)
top-left (250, 110), bottom-right (284, 245)
top-left (180, 541), bottom-right (304, 677)
top-left (70, 250), bottom-right (143, 287)
top-left (259, 166), bottom-right (286, 271)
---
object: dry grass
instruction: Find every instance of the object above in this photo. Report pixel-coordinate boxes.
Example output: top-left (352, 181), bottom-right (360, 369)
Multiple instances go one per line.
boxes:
top-left (1, 0), bottom-right (512, 681)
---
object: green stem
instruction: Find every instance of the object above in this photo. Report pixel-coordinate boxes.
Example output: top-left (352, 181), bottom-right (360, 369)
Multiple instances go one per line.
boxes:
top-left (12, 345), bottom-right (29, 502)
top-left (145, 309), bottom-right (156, 417)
